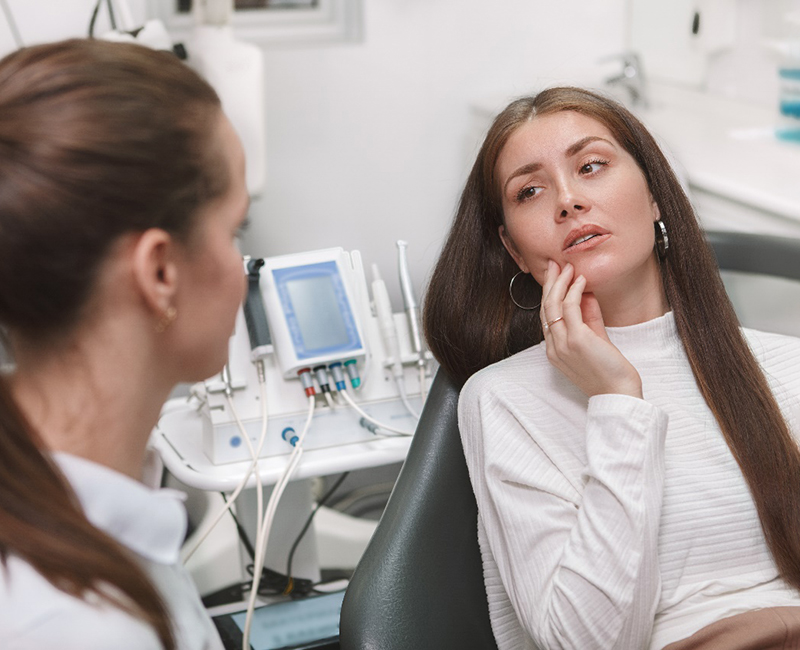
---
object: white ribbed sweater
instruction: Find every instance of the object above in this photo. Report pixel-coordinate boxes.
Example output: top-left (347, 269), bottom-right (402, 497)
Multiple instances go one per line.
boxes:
top-left (458, 312), bottom-right (800, 650)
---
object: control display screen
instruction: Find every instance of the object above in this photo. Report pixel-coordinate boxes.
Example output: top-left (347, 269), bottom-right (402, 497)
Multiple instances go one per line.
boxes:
top-left (273, 260), bottom-right (362, 361)
top-left (285, 275), bottom-right (350, 351)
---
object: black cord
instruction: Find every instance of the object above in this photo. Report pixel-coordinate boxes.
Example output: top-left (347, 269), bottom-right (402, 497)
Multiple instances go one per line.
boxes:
top-left (210, 473), bottom-right (351, 605)
top-left (222, 493), bottom-right (257, 561)
top-left (89, 0), bottom-right (118, 37)
top-left (105, 0), bottom-right (117, 30)
top-left (88, 0), bottom-right (102, 37)
top-left (286, 472), bottom-right (350, 581)
top-left (0, 0), bottom-right (23, 48)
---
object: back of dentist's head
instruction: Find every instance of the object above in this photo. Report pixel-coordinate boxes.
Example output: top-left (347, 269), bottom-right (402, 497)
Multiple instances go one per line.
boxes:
top-left (0, 38), bottom-right (227, 650)
top-left (0, 38), bottom-right (226, 339)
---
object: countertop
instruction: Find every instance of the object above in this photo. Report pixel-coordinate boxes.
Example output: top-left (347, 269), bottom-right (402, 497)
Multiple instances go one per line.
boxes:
top-left (639, 83), bottom-right (800, 222)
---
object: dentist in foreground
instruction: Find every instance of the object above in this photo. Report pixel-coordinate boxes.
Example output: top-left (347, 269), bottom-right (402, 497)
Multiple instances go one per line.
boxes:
top-left (0, 39), bottom-right (249, 649)
top-left (424, 87), bottom-right (800, 649)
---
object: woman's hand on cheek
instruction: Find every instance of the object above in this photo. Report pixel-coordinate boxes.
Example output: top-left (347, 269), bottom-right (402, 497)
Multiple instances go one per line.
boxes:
top-left (541, 261), bottom-right (643, 399)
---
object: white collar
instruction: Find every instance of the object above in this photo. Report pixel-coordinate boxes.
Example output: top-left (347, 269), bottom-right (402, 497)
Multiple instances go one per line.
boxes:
top-left (53, 453), bottom-right (187, 565)
top-left (605, 311), bottom-right (681, 360)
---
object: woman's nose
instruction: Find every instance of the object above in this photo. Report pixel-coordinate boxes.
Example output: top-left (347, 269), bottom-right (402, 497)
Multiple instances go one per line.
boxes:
top-left (554, 177), bottom-right (589, 220)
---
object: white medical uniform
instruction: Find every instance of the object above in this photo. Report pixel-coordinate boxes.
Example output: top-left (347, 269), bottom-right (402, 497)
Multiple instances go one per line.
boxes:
top-left (0, 453), bottom-right (225, 650)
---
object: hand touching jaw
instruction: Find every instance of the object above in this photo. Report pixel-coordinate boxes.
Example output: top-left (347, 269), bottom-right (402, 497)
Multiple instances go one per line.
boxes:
top-left (539, 260), bottom-right (643, 399)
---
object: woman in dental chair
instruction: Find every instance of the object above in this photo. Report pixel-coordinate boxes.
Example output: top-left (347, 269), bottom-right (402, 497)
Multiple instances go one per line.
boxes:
top-left (423, 87), bottom-right (800, 649)
top-left (0, 40), bottom-right (249, 649)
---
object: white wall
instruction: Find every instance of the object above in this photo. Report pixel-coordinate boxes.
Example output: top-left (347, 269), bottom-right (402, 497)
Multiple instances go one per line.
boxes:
top-left (0, 0), bottom-right (627, 304)
top-left (0, 0), bottom-right (149, 55)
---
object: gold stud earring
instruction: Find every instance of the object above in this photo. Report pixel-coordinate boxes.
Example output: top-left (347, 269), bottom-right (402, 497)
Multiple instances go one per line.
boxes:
top-left (155, 306), bottom-right (177, 333)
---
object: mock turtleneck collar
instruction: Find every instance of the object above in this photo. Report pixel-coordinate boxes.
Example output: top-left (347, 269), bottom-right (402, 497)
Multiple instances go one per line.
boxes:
top-left (53, 452), bottom-right (187, 565)
top-left (605, 311), bottom-right (681, 359)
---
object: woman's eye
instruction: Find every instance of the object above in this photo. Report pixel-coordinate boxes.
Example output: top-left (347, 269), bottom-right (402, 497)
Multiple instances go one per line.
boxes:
top-left (516, 186), bottom-right (540, 202)
top-left (235, 216), bottom-right (251, 239)
top-left (580, 159), bottom-right (608, 174)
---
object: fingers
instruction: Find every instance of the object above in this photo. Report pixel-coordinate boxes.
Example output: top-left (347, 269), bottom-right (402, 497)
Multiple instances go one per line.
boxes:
top-left (539, 260), bottom-right (558, 327)
top-left (580, 292), bottom-right (611, 342)
top-left (561, 274), bottom-right (587, 331)
top-left (547, 273), bottom-right (585, 356)
top-left (541, 261), bottom-right (574, 330)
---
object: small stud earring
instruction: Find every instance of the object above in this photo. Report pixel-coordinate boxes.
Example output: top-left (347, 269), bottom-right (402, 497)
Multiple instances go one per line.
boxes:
top-left (155, 306), bottom-right (177, 333)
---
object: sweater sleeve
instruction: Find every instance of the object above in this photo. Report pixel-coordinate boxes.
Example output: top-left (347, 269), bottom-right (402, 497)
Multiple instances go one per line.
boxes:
top-left (459, 376), bottom-right (668, 650)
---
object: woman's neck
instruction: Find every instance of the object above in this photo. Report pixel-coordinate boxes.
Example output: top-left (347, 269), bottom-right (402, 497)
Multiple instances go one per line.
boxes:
top-left (593, 263), bottom-right (670, 327)
top-left (10, 323), bottom-right (174, 480)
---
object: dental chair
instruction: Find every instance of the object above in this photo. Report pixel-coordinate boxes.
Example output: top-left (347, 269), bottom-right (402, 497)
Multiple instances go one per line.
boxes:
top-left (705, 230), bottom-right (800, 281)
top-left (338, 368), bottom-right (495, 650)
top-left (338, 230), bottom-right (800, 650)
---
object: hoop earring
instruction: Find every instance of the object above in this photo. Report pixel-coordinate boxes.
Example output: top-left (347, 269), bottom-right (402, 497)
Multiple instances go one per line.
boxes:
top-left (155, 306), bottom-right (177, 333)
top-left (654, 219), bottom-right (669, 259)
top-left (509, 271), bottom-right (541, 310)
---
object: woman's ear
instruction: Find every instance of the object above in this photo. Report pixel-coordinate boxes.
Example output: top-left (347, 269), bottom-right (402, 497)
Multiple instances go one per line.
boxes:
top-left (498, 225), bottom-right (530, 274)
top-left (130, 228), bottom-right (179, 316)
top-left (651, 198), bottom-right (662, 223)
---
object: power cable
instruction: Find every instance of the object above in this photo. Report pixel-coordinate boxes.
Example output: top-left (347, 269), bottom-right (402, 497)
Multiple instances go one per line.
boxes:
top-left (0, 0), bottom-right (22, 48)
top-left (285, 472), bottom-right (350, 583)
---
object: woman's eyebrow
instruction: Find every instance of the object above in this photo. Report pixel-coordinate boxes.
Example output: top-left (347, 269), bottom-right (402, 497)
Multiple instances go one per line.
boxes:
top-left (502, 136), bottom-right (616, 195)
top-left (503, 161), bottom-right (542, 195)
top-left (565, 135), bottom-right (615, 158)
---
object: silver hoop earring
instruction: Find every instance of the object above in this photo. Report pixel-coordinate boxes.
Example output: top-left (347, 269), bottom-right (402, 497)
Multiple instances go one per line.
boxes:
top-left (654, 219), bottom-right (669, 259)
top-left (509, 271), bottom-right (541, 310)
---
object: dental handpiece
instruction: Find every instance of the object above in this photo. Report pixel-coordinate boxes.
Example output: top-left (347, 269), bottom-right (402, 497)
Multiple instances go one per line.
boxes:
top-left (372, 263), bottom-right (403, 378)
top-left (396, 240), bottom-right (425, 369)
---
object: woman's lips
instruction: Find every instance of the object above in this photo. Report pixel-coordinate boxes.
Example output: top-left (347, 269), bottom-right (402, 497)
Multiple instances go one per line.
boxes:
top-left (563, 232), bottom-right (611, 254)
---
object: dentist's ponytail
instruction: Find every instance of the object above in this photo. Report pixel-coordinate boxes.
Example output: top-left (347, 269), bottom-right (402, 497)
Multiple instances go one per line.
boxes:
top-left (0, 373), bottom-right (176, 649)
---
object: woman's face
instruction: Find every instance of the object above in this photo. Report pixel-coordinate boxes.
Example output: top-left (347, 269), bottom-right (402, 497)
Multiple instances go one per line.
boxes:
top-left (497, 110), bottom-right (661, 302)
top-left (171, 113), bottom-right (249, 381)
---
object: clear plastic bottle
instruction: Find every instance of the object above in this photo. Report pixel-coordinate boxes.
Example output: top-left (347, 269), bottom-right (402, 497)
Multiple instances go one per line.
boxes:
top-left (776, 8), bottom-right (800, 144)
top-left (188, 0), bottom-right (266, 194)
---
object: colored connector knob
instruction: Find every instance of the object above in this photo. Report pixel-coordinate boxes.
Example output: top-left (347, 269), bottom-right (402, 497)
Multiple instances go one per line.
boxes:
top-left (313, 365), bottom-right (331, 393)
top-left (328, 362), bottom-right (347, 391)
top-left (297, 368), bottom-right (316, 397)
top-left (281, 427), bottom-right (299, 447)
top-left (344, 359), bottom-right (361, 389)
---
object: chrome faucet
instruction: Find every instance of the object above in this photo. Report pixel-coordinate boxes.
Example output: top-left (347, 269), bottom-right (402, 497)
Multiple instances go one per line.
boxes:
top-left (603, 52), bottom-right (649, 109)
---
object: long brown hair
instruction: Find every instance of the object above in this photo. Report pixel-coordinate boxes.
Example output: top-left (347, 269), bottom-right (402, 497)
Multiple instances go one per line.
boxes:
top-left (0, 39), bottom-right (226, 649)
top-left (424, 87), bottom-right (800, 591)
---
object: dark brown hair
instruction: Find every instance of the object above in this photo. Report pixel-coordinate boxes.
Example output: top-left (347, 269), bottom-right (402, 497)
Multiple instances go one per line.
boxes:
top-left (0, 39), bottom-right (226, 649)
top-left (424, 87), bottom-right (800, 591)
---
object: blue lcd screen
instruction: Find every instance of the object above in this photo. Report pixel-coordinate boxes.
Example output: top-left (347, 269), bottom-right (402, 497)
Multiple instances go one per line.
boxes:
top-left (217, 590), bottom-right (345, 650)
top-left (273, 261), bottom-right (362, 360)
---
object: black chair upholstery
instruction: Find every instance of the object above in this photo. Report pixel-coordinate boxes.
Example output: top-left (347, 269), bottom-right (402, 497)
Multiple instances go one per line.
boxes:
top-left (339, 370), bottom-right (498, 650)
top-left (705, 230), bottom-right (800, 281)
